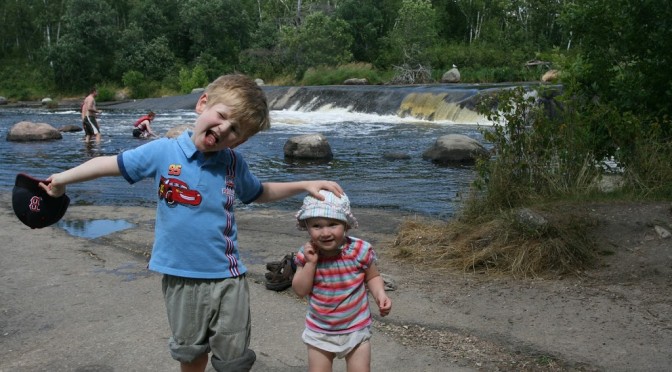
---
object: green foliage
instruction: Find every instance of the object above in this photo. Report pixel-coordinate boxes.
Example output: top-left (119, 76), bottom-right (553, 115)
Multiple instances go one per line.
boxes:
top-left (384, 0), bottom-right (439, 66)
top-left (336, 0), bottom-right (385, 62)
top-left (460, 66), bottom-right (538, 84)
top-left (178, 66), bottom-right (209, 94)
top-left (622, 120), bottom-right (672, 198)
top-left (47, 0), bottom-right (119, 91)
top-left (469, 87), bottom-right (601, 215)
top-left (239, 48), bottom-right (282, 81)
top-left (300, 63), bottom-right (385, 86)
top-left (122, 70), bottom-right (158, 99)
top-left (279, 12), bottom-right (353, 79)
top-left (0, 58), bottom-right (54, 100)
top-left (559, 0), bottom-right (672, 128)
top-left (177, 0), bottom-right (254, 67)
top-left (192, 52), bottom-right (227, 82)
top-left (431, 41), bottom-right (536, 73)
top-left (95, 84), bottom-right (116, 102)
top-left (115, 29), bottom-right (177, 81)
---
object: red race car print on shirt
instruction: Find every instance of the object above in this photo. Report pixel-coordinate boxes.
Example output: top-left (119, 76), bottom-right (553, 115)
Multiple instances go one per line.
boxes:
top-left (158, 176), bottom-right (202, 206)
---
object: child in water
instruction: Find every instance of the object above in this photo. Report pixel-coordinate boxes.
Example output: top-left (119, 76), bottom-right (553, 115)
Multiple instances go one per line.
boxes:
top-left (133, 111), bottom-right (157, 138)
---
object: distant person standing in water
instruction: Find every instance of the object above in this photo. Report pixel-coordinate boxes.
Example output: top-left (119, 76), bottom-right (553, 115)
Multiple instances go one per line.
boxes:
top-left (133, 111), bottom-right (157, 139)
top-left (81, 87), bottom-right (101, 142)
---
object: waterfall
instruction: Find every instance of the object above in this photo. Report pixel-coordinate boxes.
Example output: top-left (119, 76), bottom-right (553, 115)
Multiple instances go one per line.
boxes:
top-left (106, 83), bottom-right (557, 123)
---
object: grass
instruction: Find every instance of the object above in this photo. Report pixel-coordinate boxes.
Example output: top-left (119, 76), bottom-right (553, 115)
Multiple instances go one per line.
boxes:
top-left (391, 201), bottom-right (599, 278)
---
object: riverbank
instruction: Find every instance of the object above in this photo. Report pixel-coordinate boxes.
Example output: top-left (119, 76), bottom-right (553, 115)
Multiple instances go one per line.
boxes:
top-left (2, 192), bottom-right (671, 371)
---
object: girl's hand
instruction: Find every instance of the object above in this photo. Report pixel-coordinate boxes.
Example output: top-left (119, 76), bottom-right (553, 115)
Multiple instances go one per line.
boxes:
top-left (303, 241), bottom-right (319, 264)
top-left (377, 295), bottom-right (392, 317)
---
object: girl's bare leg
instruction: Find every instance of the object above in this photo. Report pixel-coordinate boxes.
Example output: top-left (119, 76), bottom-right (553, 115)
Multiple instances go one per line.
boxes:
top-left (345, 341), bottom-right (371, 372)
top-left (307, 344), bottom-right (335, 372)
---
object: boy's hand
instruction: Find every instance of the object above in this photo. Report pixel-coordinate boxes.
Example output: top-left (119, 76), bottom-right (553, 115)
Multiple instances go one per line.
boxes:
top-left (306, 181), bottom-right (343, 199)
top-left (39, 175), bottom-right (66, 198)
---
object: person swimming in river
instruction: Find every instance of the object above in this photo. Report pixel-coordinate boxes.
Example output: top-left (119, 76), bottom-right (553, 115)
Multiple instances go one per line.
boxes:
top-left (132, 111), bottom-right (157, 139)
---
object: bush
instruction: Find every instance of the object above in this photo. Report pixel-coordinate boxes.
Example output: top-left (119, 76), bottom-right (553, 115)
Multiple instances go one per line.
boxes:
top-left (95, 84), bottom-right (117, 102)
top-left (468, 86), bottom-right (602, 217)
top-left (178, 66), bottom-right (209, 94)
top-left (122, 70), bottom-right (159, 99)
top-left (0, 58), bottom-right (54, 100)
top-left (300, 63), bottom-right (385, 85)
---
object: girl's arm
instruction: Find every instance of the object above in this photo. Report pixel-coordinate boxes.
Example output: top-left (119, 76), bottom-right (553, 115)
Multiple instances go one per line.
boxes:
top-left (292, 264), bottom-right (316, 297)
top-left (365, 263), bottom-right (392, 317)
top-left (39, 155), bottom-right (121, 197)
top-left (292, 242), bottom-right (319, 297)
top-left (255, 180), bottom-right (343, 203)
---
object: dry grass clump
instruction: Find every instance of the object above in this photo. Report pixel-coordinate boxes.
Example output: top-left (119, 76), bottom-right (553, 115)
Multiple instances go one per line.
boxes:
top-left (391, 208), bottom-right (598, 278)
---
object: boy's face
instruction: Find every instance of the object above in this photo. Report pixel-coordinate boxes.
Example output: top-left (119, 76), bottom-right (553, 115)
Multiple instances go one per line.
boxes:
top-left (305, 217), bottom-right (347, 255)
top-left (192, 94), bottom-right (254, 152)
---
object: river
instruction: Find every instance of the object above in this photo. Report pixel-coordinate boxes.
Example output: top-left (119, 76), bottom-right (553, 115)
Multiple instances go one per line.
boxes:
top-left (1, 84), bottom-right (507, 219)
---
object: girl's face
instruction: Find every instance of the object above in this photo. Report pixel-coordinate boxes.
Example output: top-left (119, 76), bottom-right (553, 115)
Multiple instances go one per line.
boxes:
top-left (305, 217), bottom-right (347, 255)
top-left (192, 94), bottom-right (251, 152)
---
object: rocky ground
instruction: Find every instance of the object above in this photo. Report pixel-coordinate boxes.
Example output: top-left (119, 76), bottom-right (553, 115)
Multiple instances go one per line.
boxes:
top-left (80, 200), bottom-right (672, 371)
top-left (375, 201), bottom-right (672, 371)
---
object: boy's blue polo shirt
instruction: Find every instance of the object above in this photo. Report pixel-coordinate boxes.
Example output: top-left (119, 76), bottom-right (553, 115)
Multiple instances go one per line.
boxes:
top-left (117, 131), bottom-right (263, 279)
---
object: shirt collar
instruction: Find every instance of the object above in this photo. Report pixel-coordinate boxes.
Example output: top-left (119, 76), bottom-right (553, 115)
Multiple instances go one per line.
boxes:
top-left (177, 130), bottom-right (230, 163)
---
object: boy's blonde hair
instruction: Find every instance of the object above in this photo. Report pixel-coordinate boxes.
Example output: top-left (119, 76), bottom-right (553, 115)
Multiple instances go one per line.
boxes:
top-left (204, 74), bottom-right (271, 134)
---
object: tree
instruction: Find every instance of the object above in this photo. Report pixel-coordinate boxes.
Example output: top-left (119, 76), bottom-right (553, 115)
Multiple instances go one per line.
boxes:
top-left (384, 0), bottom-right (439, 66)
top-left (561, 0), bottom-right (672, 118)
top-left (48, 0), bottom-right (119, 91)
top-left (336, 0), bottom-right (385, 62)
top-left (115, 30), bottom-right (177, 81)
top-left (177, 0), bottom-right (255, 70)
top-left (278, 12), bottom-right (353, 77)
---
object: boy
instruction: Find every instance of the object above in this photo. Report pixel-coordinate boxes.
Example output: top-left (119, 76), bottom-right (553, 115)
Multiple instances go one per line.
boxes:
top-left (292, 190), bottom-right (392, 372)
top-left (40, 74), bottom-right (343, 372)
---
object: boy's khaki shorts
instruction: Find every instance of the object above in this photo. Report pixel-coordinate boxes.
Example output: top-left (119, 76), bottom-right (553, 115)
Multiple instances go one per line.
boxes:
top-left (162, 274), bottom-right (255, 371)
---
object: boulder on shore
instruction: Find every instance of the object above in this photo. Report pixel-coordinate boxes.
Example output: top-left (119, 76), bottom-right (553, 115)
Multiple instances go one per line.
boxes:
top-left (6, 121), bottom-right (62, 142)
top-left (441, 66), bottom-right (461, 83)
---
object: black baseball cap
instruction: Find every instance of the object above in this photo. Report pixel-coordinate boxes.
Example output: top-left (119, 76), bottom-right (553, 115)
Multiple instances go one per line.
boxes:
top-left (12, 173), bottom-right (70, 229)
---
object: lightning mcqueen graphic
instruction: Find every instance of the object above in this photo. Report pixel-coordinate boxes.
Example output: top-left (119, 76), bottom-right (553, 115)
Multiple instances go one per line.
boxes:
top-left (158, 176), bottom-right (202, 206)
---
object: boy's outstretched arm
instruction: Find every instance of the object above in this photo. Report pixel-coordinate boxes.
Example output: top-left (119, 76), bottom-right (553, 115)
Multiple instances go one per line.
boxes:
top-left (365, 263), bottom-right (392, 317)
top-left (39, 155), bottom-right (121, 197)
top-left (255, 180), bottom-right (343, 203)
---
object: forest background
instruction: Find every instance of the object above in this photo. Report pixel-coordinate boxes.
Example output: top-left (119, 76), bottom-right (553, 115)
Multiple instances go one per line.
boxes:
top-left (0, 0), bottom-right (667, 107)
